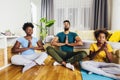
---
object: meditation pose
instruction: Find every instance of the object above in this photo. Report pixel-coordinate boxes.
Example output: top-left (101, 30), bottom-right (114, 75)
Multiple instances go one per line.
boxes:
top-left (46, 20), bottom-right (87, 70)
top-left (81, 30), bottom-right (120, 79)
top-left (11, 22), bottom-right (48, 73)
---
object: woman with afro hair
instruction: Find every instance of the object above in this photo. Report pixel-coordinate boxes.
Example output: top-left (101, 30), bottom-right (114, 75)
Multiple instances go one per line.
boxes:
top-left (11, 22), bottom-right (48, 73)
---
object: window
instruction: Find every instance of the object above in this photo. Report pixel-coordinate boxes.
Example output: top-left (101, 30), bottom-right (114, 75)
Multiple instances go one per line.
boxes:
top-left (54, 0), bottom-right (93, 35)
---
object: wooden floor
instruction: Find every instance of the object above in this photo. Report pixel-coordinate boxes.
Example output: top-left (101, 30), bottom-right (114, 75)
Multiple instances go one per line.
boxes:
top-left (0, 56), bottom-right (82, 80)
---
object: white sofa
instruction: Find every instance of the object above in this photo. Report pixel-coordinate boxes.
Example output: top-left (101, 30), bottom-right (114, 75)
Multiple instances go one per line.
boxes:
top-left (75, 30), bottom-right (120, 63)
top-left (44, 30), bottom-right (120, 64)
top-left (75, 30), bottom-right (120, 51)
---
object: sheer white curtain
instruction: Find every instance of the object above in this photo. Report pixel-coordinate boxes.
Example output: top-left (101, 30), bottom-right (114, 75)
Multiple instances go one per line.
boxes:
top-left (54, 0), bottom-right (93, 35)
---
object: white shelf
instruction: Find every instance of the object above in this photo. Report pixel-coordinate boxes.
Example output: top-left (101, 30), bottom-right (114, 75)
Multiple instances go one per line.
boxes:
top-left (0, 36), bottom-right (19, 38)
top-left (0, 36), bottom-right (19, 70)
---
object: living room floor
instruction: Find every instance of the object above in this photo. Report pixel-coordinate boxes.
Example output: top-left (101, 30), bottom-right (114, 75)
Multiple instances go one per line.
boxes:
top-left (0, 56), bottom-right (82, 80)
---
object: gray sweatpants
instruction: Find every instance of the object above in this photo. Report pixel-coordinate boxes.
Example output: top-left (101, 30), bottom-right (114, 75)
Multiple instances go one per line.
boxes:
top-left (81, 61), bottom-right (120, 79)
top-left (11, 52), bottom-right (48, 66)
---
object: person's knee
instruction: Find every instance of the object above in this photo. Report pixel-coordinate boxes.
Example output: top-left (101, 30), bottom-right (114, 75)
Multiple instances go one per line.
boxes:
top-left (46, 46), bottom-right (54, 54)
top-left (79, 51), bottom-right (87, 58)
top-left (81, 62), bottom-right (86, 67)
top-left (11, 55), bottom-right (19, 64)
top-left (46, 46), bottom-right (53, 51)
top-left (42, 52), bottom-right (48, 57)
top-left (81, 61), bottom-right (90, 68)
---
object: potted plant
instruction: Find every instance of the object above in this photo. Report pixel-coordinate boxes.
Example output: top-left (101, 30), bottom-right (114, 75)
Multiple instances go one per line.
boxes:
top-left (5, 29), bottom-right (11, 36)
top-left (35, 18), bottom-right (55, 41)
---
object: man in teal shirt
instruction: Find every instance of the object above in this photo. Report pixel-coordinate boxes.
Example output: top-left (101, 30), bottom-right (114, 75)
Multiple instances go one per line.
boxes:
top-left (57, 31), bottom-right (78, 52)
top-left (46, 20), bottom-right (87, 70)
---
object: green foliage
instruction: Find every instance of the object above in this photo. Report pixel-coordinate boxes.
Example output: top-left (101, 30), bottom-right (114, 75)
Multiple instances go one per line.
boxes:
top-left (45, 20), bottom-right (55, 27)
top-left (35, 18), bottom-right (55, 40)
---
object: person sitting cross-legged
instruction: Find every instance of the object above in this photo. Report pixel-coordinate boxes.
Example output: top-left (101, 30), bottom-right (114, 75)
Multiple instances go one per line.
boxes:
top-left (11, 22), bottom-right (48, 73)
top-left (81, 30), bottom-right (120, 80)
top-left (46, 20), bottom-right (87, 71)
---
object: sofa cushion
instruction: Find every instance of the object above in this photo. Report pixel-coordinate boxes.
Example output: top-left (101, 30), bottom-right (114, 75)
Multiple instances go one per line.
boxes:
top-left (115, 50), bottom-right (120, 58)
top-left (107, 31), bottom-right (112, 41)
top-left (76, 30), bottom-right (96, 41)
top-left (74, 40), bottom-right (96, 49)
top-left (44, 35), bottom-right (54, 43)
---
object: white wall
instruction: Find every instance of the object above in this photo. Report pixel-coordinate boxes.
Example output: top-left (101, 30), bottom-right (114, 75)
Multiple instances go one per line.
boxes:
top-left (31, 0), bottom-right (41, 38)
top-left (31, 0), bottom-right (41, 23)
top-left (0, 0), bottom-right (31, 36)
top-left (111, 0), bottom-right (120, 30)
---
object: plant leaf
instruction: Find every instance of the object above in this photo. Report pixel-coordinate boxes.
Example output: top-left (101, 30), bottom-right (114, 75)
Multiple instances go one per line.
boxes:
top-left (40, 31), bottom-right (47, 40)
top-left (34, 24), bottom-right (40, 27)
top-left (40, 18), bottom-right (47, 23)
top-left (45, 20), bottom-right (55, 27)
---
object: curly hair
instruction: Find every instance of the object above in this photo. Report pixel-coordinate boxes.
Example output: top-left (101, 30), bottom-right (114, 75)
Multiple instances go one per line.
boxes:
top-left (94, 30), bottom-right (109, 39)
top-left (22, 22), bottom-right (34, 31)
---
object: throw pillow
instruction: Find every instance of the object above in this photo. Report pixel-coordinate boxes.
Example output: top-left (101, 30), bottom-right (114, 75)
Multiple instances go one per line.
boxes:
top-left (109, 31), bottom-right (120, 42)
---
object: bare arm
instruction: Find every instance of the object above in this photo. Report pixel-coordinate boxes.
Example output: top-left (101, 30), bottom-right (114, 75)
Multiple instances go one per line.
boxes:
top-left (67, 36), bottom-right (83, 46)
top-left (88, 50), bottom-right (102, 60)
top-left (51, 37), bottom-right (65, 46)
top-left (88, 43), bottom-right (113, 63)
top-left (88, 43), bottom-right (106, 59)
top-left (104, 46), bottom-right (113, 63)
top-left (12, 41), bottom-right (29, 53)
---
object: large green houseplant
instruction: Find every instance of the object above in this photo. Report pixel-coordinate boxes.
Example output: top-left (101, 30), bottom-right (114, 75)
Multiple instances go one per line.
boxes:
top-left (36, 18), bottom-right (55, 40)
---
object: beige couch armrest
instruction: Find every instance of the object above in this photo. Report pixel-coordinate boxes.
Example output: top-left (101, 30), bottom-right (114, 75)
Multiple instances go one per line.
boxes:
top-left (113, 50), bottom-right (120, 64)
top-left (115, 50), bottom-right (120, 58)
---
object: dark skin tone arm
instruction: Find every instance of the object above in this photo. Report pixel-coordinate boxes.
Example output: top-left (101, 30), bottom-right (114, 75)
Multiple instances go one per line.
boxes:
top-left (12, 40), bottom-right (45, 53)
top-left (88, 43), bottom-right (105, 60)
top-left (12, 41), bottom-right (29, 53)
top-left (103, 44), bottom-right (113, 63)
top-left (51, 36), bottom-right (83, 47)
top-left (88, 43), bottom-right (113, 63)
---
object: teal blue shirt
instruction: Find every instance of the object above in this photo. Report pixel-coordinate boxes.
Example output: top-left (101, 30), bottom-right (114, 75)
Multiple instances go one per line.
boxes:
top-left (56, 32), bottom-right (78, 52)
